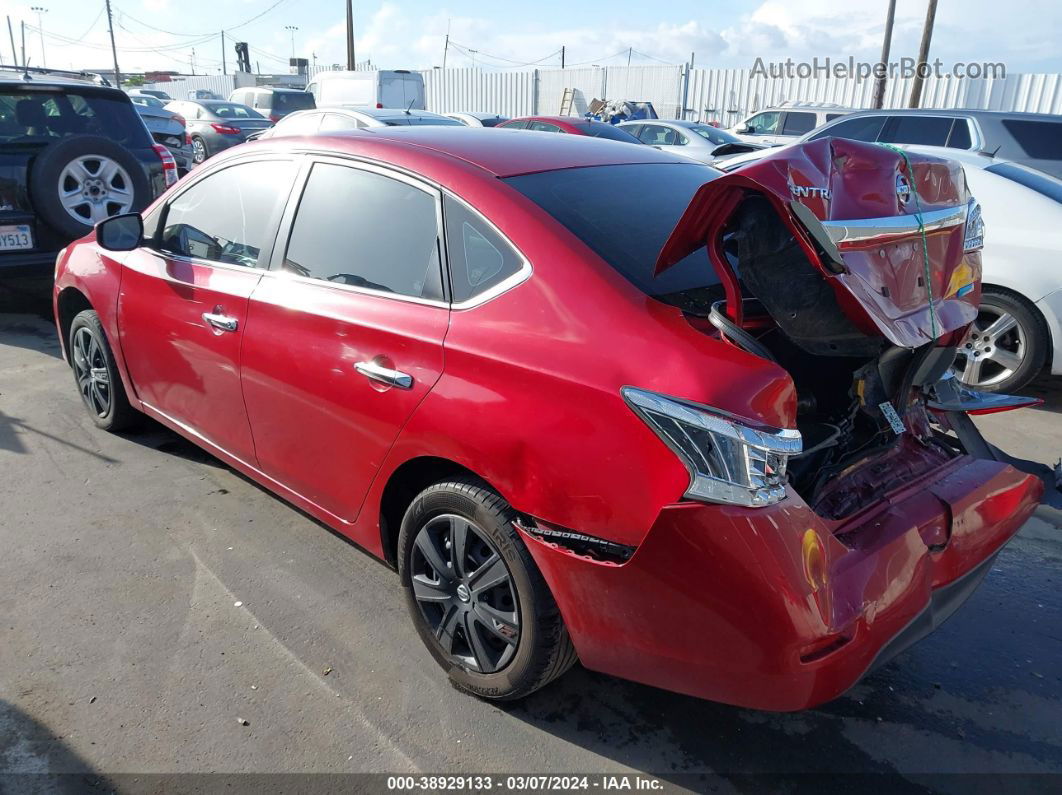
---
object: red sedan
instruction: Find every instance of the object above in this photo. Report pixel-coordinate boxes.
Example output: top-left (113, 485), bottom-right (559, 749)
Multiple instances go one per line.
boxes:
top-left (54, 128), bottom-right (1042, 710)
top-left (497, 114), bottom-right (642, 142)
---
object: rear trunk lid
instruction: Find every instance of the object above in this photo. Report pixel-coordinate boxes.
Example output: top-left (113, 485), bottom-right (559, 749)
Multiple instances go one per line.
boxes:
top-left (656, 137), bottom-right (980, 349)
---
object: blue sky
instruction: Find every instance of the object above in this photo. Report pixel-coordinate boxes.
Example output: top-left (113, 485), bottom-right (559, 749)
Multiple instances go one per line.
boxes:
top-left (1, 0), bottom-right (1059, 75)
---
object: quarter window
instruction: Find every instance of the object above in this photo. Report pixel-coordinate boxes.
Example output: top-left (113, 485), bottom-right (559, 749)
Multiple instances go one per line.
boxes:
top-left (283, 163), bottom-right (444, 300)
top-left (159, 160), bottom-right (296, 267)
top-left (880, 116), bottom-right (955, 146)
top-left (320, 113), bottom-right (360, 131)
top-left (443, 197), bottom-right (524, 303)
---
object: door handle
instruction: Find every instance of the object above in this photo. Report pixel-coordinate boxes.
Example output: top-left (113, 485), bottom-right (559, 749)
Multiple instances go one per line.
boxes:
top-left (202, 312), bottom-right (238, 332)
top-left (355, 360), bottom-right (413, 390)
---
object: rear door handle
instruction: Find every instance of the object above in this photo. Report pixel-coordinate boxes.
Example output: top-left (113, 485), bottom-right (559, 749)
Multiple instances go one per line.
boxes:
top-left (355, 360), bottom-right (413, 390)
top-left (202, 312), bottom-right (238, 332)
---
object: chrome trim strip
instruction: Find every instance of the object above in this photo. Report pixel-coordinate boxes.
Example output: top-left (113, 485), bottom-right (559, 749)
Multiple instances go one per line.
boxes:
top-left (821, 204), bottom-right (967, 246)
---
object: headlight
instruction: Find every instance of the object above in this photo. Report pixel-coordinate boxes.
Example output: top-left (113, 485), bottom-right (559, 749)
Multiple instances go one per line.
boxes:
top-left (964, 199), bottom-right (984, 253)
top-left (622, 387), bottom-right (802, 508)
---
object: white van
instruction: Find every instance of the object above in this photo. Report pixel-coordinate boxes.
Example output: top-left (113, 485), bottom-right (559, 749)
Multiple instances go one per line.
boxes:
top-left (306, 70), bottom-right (425, 109)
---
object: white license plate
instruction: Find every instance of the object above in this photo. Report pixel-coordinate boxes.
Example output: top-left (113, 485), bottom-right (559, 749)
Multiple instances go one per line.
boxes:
top-left (0, 224), bottom-right (33, 251)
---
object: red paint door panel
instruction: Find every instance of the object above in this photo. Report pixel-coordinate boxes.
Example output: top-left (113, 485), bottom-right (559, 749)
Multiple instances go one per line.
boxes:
top-left (241, 277), bottom-right (448, 521)
top-left (118, 250), bottom-right (260, 463)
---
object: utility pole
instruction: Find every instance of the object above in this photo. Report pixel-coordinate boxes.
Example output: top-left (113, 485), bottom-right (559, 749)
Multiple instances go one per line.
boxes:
top-left (6, 17), bottom-right (16, 68)
top-left (190, 48), bottom-right (196, 75)
top-left (872, 0), bottom-right (896, 109)
top-left (442, 33), bottom-right (448, 71)
top-left (345, 0), bottom-right (355, 70)
top-left (285, 25), bottom-right (298, 59)
top-left (31, 7), bottom-right (46, 68)
top-left (561, 45), bottom-right (565, 69)
top-left (908, 0), bottom-right (938, 108)
top-left (221, 29), bottom-right (226, 75)
top-left (20, 20), bottom-right (25, 68)
top-left (104, 0), bottom-right (121, 87)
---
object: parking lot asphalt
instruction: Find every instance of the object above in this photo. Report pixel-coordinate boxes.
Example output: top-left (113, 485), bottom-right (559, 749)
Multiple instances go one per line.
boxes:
top-left (1, 310), bottom-right (1060, 791)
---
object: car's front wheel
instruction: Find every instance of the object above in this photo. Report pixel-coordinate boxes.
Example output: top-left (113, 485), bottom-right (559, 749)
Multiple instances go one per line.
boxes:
top-left (69, 310), bottom-right (138, 431)
top-left (953, 288), bottom-right (1047, 393)
top-left (398, 477), bottom-right (577, 700)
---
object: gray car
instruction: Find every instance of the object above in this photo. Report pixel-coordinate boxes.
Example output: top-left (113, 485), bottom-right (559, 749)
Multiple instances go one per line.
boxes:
top-left (164, 99), bottom-right (272, 164)
top-left (446, 112), bottom-right (510, 127)
top-left (130, 95), bottom-right (193, 174)
top-left (799, 108), bottom-right (1062, 179)
top-left (256, 106), bottom-right (464, 139)
top-left (617, 119), bottom-right (767, 165)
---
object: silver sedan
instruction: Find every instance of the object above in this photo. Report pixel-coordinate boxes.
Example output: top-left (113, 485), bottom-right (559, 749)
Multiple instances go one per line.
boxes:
top-left (617, 119), bottom-right (767, 166)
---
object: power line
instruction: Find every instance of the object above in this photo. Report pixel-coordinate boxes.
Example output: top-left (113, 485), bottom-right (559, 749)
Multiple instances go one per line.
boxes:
top-left (448, 40), bottom-right (561, 68)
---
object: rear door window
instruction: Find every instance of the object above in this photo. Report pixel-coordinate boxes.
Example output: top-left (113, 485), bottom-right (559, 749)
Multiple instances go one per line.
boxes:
top-left (159, 160), bottom-right (297, 267)
top-left (638, 125), bottom-right (677, 145)
top-left (1001, 119), bottom-right (1062, 160)
top-left (442, 196), bottom-right (525, 303)
top-left (946, 120), bottom-right (973, 149)
top-left (781, 112), bottom-right (815, 136)
top-left (282, 163), bottom-right (444, 300)
top-left (808, 114), bottom-right (886, 142)
top-left (880, 116), bottom-right (955, 146)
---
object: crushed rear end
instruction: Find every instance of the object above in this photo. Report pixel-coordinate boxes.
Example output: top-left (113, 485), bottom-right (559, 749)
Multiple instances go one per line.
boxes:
top-left (521, 138), bottom-right (1044, 709)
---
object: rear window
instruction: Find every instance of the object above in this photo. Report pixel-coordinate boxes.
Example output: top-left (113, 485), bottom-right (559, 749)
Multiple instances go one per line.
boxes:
top-left (1000, 119), bottom-right (1062, 160)
top-left (204, 103), bottom-right (263, 119)
top-left (690, 125), bottom-right (739, 145)
top-left (505, 163), bottom-right (723, 297)
top-left (577, 123), bottom-right (641, 142)
top-left (781, 112), bottom-right (816, 136)
top-left (985, 162), bottom-right (1062, 203)
top-left (0, 89), bottom-right (151, 147)
top-left (274, 92), bottom-right (316, 113)
top-left (880, 116), bottom-right (954, 146)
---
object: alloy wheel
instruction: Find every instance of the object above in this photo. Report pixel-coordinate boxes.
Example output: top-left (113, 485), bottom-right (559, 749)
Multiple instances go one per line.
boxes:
top-left (409, 514), bottom-right (520, 673)
top-left (953, 306), bottom-right (1026, 388)
top-left (58, 155), bottom-right (135, 225)
top-left (191, 138), bottom-right (207, 164)
top-left (71, 327), bottom-right (111, 418)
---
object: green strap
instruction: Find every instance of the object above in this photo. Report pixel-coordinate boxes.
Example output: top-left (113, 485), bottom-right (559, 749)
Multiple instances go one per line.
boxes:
top-left (876, 143), bottom-right (939, 341)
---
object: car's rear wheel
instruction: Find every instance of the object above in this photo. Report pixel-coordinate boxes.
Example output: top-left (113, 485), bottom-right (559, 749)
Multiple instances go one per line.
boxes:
top-left (191, 136), bottom-right (208, 164)
top-left (953, 288), bottom-right (1047, 393)
top-left (69, 310), bottom-right (138, 431)
top-left (398, 477), bottom-right (577, 700)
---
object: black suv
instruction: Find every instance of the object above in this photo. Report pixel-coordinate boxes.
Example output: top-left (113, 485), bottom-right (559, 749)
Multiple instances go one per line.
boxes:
top-left (0, 68), bottom-right (174, 282)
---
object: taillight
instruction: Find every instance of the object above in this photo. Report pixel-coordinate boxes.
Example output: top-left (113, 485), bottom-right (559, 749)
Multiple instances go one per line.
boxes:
top-left (269, 113), bottom-right (280, 123)
top-left (376, 102), bottom-right (383, 108)
top-left (622, 387), bottom-right (802, 507)
top-left (210, 123), bottom-right (240, 135)
top-left (152, 143), bottom-right (178, 187)
top-left (173, 114), bottom-right (186, 127)
top-left (185, 132), bottom-right (192, 147)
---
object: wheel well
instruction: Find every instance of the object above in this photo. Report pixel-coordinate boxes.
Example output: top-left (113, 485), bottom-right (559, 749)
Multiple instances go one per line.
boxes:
top-left (56, 287), bottom-right (93, 361)
top-left (379, 456), bottom-right (488, 568)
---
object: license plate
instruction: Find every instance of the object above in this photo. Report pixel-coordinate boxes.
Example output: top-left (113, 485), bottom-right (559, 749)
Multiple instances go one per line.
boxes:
top-left (0, 224), bottom-right (33, 251)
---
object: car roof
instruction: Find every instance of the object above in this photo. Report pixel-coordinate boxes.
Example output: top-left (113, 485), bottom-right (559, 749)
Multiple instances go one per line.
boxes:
top-left (328, 105), bottom-right (445, 119)
top-left (0, 74), bottom-right (123, 94)
top-left (840, 107), bottom-right (1062, 122)
top-left (254, 125), bottom-right (693, 177)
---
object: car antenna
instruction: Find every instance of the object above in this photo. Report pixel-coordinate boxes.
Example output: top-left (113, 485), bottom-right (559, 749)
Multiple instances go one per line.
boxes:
top-left (405, 99), bottom-right (415, 115)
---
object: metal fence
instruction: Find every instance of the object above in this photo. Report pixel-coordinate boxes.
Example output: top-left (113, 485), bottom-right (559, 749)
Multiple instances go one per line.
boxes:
top-left (145, 65), bottom-right (1062, 122)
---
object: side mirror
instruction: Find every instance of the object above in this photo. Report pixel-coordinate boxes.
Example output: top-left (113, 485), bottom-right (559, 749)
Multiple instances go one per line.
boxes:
top-left (740, 124), bottom-right (753, 134)
top-left (97, 213), bottom-right (143, 252)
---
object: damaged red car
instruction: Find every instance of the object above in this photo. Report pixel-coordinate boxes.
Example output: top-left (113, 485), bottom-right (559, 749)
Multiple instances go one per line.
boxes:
top-left (54, 129), bottom-right (1043, 710)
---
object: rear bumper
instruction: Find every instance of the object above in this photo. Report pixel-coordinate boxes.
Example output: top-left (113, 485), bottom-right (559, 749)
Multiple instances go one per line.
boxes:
top-left (522, 455), bottom-right (1042, 711)
top-left (0, 250), bottom-right (58, 276)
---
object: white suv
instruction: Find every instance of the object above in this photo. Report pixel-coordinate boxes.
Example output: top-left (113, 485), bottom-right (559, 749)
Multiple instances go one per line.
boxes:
top-left (728, 103), bottom-right (858, 145)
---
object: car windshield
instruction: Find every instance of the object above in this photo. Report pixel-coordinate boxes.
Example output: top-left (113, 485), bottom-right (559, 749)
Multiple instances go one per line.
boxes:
top-left (274, 92), bottom-right (316, 112)
top-left (0, 89), bottom-right (151, 147)
top-left (505, 163), bottom-right (724, 306)
top-left (205, 103), bottom-right (264, 119)
top-left (689, 125), bottom-right (740, 145)
top-left (382, 116), bottom-right (464, 126)
top-left (577, 122), bottom-right (641, 142)
top-left (985, 161), bottom-right (1062, 204)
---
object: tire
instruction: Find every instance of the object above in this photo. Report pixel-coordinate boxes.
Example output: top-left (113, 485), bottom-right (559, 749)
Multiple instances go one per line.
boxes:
top-left (29, 135), bottom-right (153, 240)
top-left (68, 309), bottom-right (138, 432)
top-left (953, 288), bottom-right (1048, 394)
top-left (191, 136), bottom-right (208, 165)
top-left (398, 477), bottom-right (578, 700)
